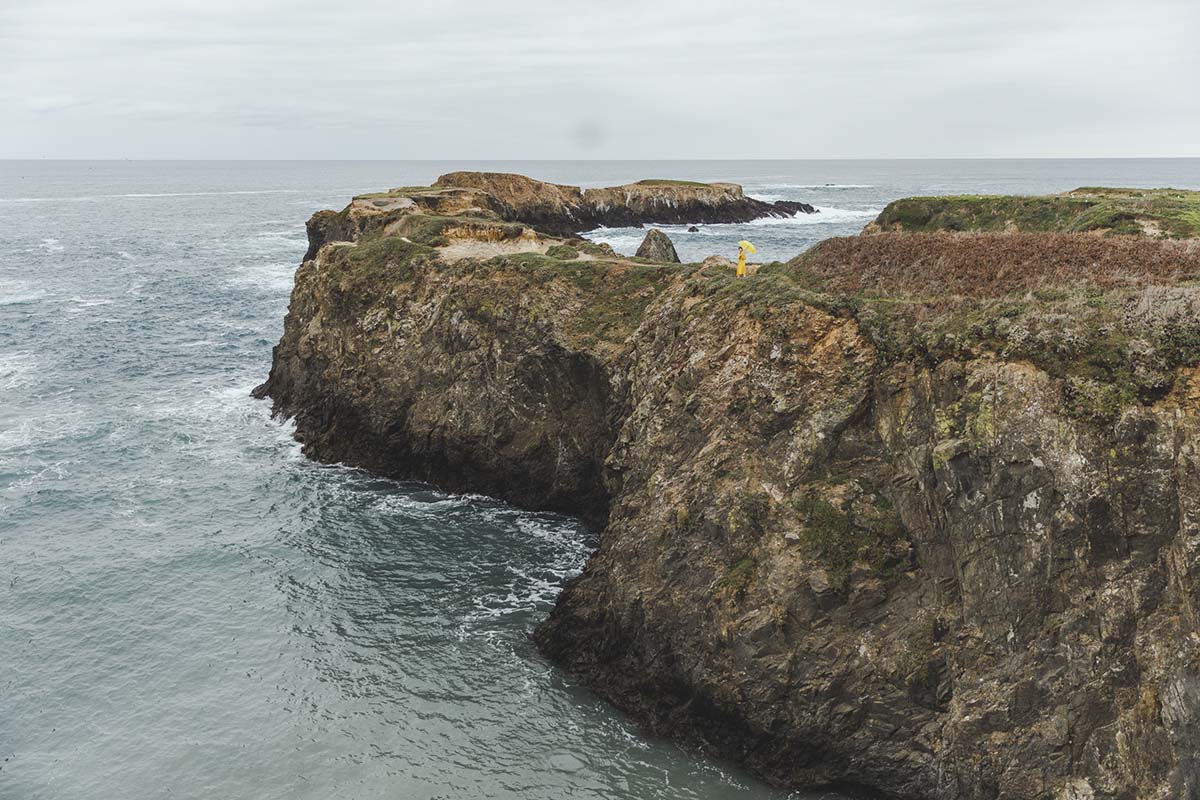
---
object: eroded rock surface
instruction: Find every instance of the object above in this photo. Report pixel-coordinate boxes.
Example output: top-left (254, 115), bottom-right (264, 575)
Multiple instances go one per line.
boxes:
top-left (258, 187), bottom-right (1200, 800)
top-left (635, 228), bottom-right (680, 263)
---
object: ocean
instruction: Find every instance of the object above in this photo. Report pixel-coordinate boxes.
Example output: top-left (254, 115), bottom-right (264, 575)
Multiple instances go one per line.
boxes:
top-left (3, 159), bottom-right (1200, 800)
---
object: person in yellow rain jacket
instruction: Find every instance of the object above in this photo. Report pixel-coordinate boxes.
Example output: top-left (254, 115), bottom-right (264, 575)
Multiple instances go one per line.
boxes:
top-left (736, 240), bottom-right (755, 276)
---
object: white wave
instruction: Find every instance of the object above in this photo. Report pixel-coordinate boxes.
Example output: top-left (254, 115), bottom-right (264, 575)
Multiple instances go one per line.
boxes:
top-left (0, 282), bottom-right (49, 305)
top-left (0, 461), bottom-right (73, 511)
top-left (124, 381), bottom-right (302, 468)
top-left (39, 238), bottom-right (65, 252)
top-left (0, 351), bottom-right (39, 391)
top-left (453, 509), bottom-right (592, 629)
top-left (0, 189), bottom-right (307, 203)
top-left (756, 183), bottom-right (876, 189)
top-left (225, 260), bottom-right (299, 293)
top-left (0, 402), bottom-right (91, 453)
top-left (253, 228), bottom-right (305, 239)
top-left (65, 296), bottom-right (114, 312)
top-left (748, 206), bottom-right (881, 225)
top-left (373, 492), bottom-right (475, 518)
top-left (583, 206), bottom-right (881, 252)
top-left (244, 218), bottom-right (302, 226)
top-left (580, 230), bottom-right (646, 251)
top-left (116, 190), bottom-right (306, 198)
top-left (0, 197), bottom-right (96, 203)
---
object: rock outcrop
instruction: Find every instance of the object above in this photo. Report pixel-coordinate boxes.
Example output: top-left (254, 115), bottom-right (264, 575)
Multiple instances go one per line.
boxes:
top-left (258, 184), bottom-right (1200, 800)
top-left (333, 172), bottom-right (818, 240)
top-left (297, 172), bottom-right (816, 257)
top-left (634, 228), bottom-right (680, 263)
top-left (302, 173), bottom-right (816, 260)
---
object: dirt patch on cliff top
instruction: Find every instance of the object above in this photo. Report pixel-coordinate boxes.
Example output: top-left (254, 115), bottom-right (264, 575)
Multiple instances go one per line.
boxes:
top-left (795, 232), bottom-right (1200, 298)
top-left (434, 171), bottom-right (584, 210)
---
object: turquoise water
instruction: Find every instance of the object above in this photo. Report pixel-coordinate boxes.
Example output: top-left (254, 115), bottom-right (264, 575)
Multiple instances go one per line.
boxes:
top-left (3, 160), bottom-right (1199, 800)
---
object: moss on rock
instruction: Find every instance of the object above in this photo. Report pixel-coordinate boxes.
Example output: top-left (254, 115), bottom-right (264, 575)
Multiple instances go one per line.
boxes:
top-left (545, 244), bottom-right (580, 260)
top-left (873, 187), bottom-right (1200, 239)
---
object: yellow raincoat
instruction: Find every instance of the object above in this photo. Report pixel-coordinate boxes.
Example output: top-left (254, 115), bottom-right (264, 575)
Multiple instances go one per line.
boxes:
top-left (736, 240), bottom-right (755, 277)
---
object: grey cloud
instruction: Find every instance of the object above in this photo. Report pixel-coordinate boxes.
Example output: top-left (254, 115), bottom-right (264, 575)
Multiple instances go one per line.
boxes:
top-left (1, 0), bottom-right (1196, 158)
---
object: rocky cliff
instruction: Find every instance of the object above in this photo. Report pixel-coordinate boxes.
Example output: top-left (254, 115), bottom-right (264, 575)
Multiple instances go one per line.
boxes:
top-left (435, 172), bottom-right (817, 232)
top-left (258, 184), bottom-right (1200, 800)
top-left (303, 172), bottom-right (816, 256)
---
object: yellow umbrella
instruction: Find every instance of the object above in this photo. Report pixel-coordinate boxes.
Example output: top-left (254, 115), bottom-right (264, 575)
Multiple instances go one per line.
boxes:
top-left (737, 240), bottom-right (757, 255)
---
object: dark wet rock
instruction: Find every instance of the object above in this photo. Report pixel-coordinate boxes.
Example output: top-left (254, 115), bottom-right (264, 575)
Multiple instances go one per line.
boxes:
top-left (688, 225), bottom-right (700, 232)
top-left (773, 199), bottom-right (817, 216)
top-left (634, 229), bottom-right (680, 263)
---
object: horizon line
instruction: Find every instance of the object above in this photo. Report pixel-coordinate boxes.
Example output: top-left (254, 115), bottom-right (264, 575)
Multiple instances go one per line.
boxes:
top-left (2, 156), bottom-right (1199, 163)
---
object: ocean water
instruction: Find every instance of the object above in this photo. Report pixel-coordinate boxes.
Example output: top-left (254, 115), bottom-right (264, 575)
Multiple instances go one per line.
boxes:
top-left (3, 159), bottom-right (1199, 800)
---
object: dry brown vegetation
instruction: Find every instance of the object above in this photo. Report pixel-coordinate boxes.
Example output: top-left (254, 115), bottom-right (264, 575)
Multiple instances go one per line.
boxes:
top-left (763, 232), bottom-right (1200, 421)
top-left (795, 232), bottom-right (1200, 297)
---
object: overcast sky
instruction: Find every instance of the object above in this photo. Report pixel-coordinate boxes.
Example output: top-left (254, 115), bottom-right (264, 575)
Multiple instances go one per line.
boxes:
top-left (2, 0), bottom-right (1197, 159)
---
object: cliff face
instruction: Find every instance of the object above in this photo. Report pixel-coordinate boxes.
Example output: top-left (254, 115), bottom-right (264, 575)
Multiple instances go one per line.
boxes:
top-left (256, 239), bottom-right (662, 526)
top-left (259, 187), bottom-right (1200, 800)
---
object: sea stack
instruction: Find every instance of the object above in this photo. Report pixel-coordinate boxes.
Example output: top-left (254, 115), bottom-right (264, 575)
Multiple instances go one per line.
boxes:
top-left (635, 228), bottom-right (680, 263)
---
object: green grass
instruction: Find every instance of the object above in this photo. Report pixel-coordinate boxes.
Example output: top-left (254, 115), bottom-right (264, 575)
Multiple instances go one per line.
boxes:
top-left (794, 494), bottom-right (905, 588)
top-left (634, 179), bottom-right (713, 188)
top-left (326, 219), bottom-right (1200, 426)
top-left (687, 261), bottom-right (857, 318)
top-left (478, 254), bottom-right (675, 348)
top-left (876, 195), bottom-right (1093, 233)
top-left (545, 244), bottom-right (580, 260)
top-left (321, 237), bottom-right (436, 317)
top-left (716, 557), bottom-right (756, 594)
top-left (873, 188), bottom-right (1200, 238)
top-left (672, 256), bottom-right (1200, 425)
top-left (574, 241), bottom-right (618, 258)
top-left (353, 185), bottom-right (443, 199)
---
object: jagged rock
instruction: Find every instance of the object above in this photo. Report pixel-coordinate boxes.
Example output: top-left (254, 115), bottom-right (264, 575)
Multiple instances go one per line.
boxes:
top-left (434, 172), bottom-right (815, 234)
top-left (305, 173), bottom-right (817, 253)
top-left (257, 190), bottom-right (1200, 800)
top-left (700, 254), bottom-right (734, 270)
top-left (634, 229), bottom-right (680, 263)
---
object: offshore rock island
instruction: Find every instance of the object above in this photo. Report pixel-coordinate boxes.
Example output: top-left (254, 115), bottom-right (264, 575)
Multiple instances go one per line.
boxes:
top-left (257, 175), bottom-right (1200, 800)
top-left (302, 171), bottom-right (816, 261)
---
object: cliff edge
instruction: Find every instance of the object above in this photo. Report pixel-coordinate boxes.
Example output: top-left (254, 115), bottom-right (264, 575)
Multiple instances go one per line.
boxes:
top-left (302, 171), bottom-right (816, 260)
top-left (257, 183), bottom-right (1200, 800)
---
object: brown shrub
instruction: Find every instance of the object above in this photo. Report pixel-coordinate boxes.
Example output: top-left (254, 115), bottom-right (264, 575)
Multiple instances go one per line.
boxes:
top-left (795, 233), bottom-right (1200, 298)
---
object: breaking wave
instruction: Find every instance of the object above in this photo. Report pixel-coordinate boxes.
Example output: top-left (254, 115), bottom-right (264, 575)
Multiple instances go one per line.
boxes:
top-left (749, 206), bottom-right (881, 225)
